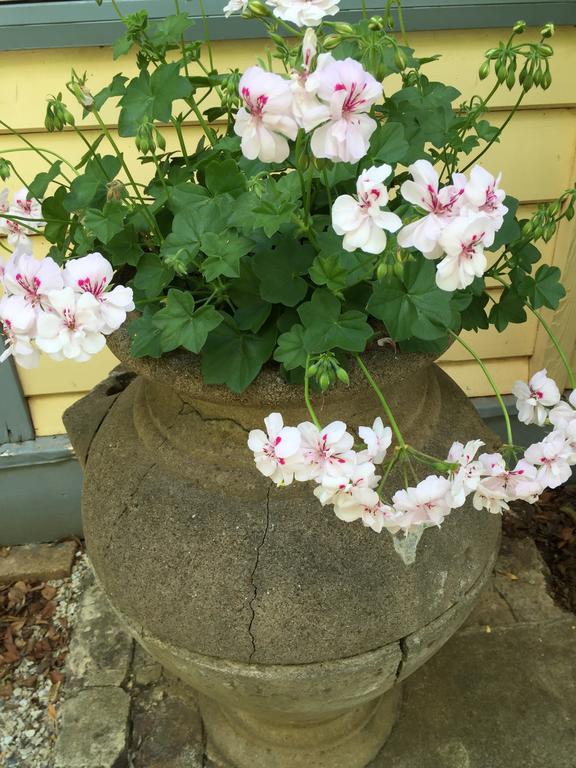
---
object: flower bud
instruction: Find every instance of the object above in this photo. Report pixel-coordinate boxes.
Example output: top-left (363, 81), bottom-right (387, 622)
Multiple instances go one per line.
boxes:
top-left (333, 22), bottom-right (354, 36)
top-left (478, 60), bottom-right (490, 80)
top-left (566, 203), bottom-right (575, 221)
top-left (393, 262), bottom-right (404, 279)
top-left (335, 367), bottom-right (350, 386)
top-left (368, 16), bottom-right (384, 31)
top-left (307, 362), bottom-right (319, 377)
top-left (513, 20), bottom-right (527, 34)
top-left (495, 60), bottom-right (507, 84)
top-left (543, 222), bottom-right (556, 242)
top-left (106, 180), bottom-right (127, 203)
top-left (323, 34), bottom-right (341, 50)
top-left (0, 158), bottom-right (10, 181)
top-left (540, 23), bottom-right (555, 39)
top-left (244, 0), bottom-right (271, 18)
top-left (532, 66), bottom-right (542, 86)
top-left (44, 110), bottom-right (55, 132)
top-left (319, 371), bottom-right (331, 391)
top-left (506, 66), bottom-right (516, 89)
top-left (484, 48), bottom-right (499, 59)
top-left (164, 249), bottom-right (190, 276)
top-left (155, 128), bottom-right (166, 151)
top-left (376, 262), bottom-right (390, 280)
top-left (538, 43), bottom-right (554, 57)
top-left (394, 48), bottom-right (407, 70)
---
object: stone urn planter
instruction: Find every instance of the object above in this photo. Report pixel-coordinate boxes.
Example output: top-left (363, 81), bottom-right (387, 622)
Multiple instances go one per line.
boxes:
top-left (64, 328), bottom-right (500, 768)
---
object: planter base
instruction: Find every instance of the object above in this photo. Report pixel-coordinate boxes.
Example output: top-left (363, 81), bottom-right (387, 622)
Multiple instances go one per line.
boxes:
top-left (199, 686), bottom-right (402, 768)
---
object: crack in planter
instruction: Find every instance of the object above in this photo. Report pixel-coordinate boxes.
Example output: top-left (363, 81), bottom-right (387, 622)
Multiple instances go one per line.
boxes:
top-left (183, 400), bottom-right (251, 435)
top-left (248, 486), bottom-right (271, 662)
top-left (394, 637), bottom-right (409, 683)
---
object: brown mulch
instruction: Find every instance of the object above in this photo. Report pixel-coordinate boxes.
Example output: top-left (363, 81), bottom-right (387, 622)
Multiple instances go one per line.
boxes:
top-left (0, 571), bottom-right (68, 706)
top-left (505, 483), bottom-right (576, 615)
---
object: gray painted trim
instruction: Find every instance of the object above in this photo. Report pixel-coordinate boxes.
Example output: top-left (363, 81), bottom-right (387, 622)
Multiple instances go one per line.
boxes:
top-left (0, 1), bottom-right (573, 51)
top-left (0, 395), bottom-right (555, 545)
top-left (0, 340), bottom-right (35, 444)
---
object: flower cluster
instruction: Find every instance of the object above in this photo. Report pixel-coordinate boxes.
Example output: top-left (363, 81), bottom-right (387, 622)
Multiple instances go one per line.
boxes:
top-left (0, 187), bottom-right (45, 248)
top-left (0, 246), bottom-right (134, 368)
top-left (234, 35), bottom-right (382, 164)
top-left (248, 369), bottom-right (576, 555)
top-left (224, 0), bottom-right (340, 27)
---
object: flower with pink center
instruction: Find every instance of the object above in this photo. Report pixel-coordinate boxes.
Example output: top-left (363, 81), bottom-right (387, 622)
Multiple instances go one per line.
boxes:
top-left (397, 160), bottom-right (466, 258)
top-left (455, 165), bottom-right (508, 229)
top-left (0, 294), bottom-right (39, 368)
top-left (296, 420), bottom-right (356, 481)
top-left (472, 481), bottom-right (509, 515)
top-left (314, 459), bottom-right (378, 506)
top-left (308, 55), bottom-right (382, 163)
top-left (331, 165), bottom-right (403, 254)
top-left (290, 30), bottom-right (332, 132)
top-left (234, 67), bottom-right (298, 163)
top-left (333, 485), bottom-right (400, 533)
top-left (435, 214), bottom-right (492, 291)
top-left (63, 252), bottom-right (135, 333)
top-left (35, 287), bottom-right (106, 362)
top-left (357, 416), bottom-right (393, 464)
top-left (512, 369), bottom-right (561, 426)
top-left (447, 439), bottom-right (484, 507)
top-left (248, 412), bottom-right (303, 486)
top-left (268, 0), bottom-right (340, 27)
top-left (2, 243), bottom-right (63, 306)
top-left (392, 475), bottom-right (455, 529)
top-left (0, 187), bottom-right (44, 248)
top-left (0, 189), bottom-right (8, 213)
top-left (524, 432), bottom-right (572, 489)
top-left (504, 459), bottom-right (543, 502)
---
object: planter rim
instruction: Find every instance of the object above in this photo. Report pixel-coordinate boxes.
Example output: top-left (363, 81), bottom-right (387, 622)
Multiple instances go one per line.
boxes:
top-left (107, 324), bottom-right (436, 405)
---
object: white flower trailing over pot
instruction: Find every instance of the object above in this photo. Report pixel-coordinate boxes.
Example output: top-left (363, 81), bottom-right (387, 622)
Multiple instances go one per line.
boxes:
top-left (0, 4), bottom-right (572, 565)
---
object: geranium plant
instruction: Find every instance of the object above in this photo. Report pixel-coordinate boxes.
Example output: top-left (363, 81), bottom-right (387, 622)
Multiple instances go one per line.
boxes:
top-left (1, 0), bottom-right (575, 561)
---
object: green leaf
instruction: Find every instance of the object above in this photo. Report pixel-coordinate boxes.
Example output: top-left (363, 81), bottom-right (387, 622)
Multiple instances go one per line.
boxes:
top-left (147, 13), bottom-right (193, 47)
top-left (42, 187), bottom-right (70, 246)
top-left (369, 122), bottom-right (409, 164)
top-left (204, 159), bottom-right (246, 197)
top-left (106, 226), bottom-right (143, 267)
top-left (252, 239), bottom-right (314, 307)
top-left (528, 265), bottom-right (565, 310)
top-left (28, 161), bottom-right (62, 199)
top-left (488, 287), bottom-right (526, 331)
top-left (159, 199), bottom-right (214, 265)
top-left (202, 318), bottom-right (277, 393)
top-left (84, 202), bottom-right (126, 244)
top-left (93, 74), bottom-right (128, 110)
top-left (165, 182), bottom-right (210, 214)
top-left (228, 261), bottom-right (272, 332)
top-left (153, 289), bottom-right (222, 353)
top-left (118, 63), bottom-right (192, 137)
top-left (200, 231), bottom-right (252, 281)
top-left (65, 155), bottom-right (122, 211)
top-left (273, 324), bottom-right (307, 370)
top-left (230, 181), bottom-right (299, 238)
top-left (460, 293), bottom-right (489, 331)
top-left (132, 253), bottom-right (175, 298)
top-left (298, 289), bottom-right (373, 353)
top-left (309, 252), bottom-right (348, 293)
top-left (367, 260), bottom-right (453, 341)
top-left (112, 33), bottom-right (134, 60)
top-left (511, 242), bottom-right (541, 273)
top-left (128, 308), bottom-right (164, 358)
top-left (487, 196), bottom-right (520, 251)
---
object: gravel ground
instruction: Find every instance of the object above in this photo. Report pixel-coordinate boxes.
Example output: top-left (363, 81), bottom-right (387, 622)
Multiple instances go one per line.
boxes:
top-left (0, 551), bottom-right (88, 768)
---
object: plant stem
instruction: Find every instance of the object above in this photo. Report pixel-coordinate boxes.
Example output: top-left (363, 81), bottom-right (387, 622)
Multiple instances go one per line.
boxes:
top-left (0, 128), bottom-right (76, 182)
top-left (377, 453), bottom-right (399, 494)
top-left (448, 330), bottom-right (514, 445)
top-left (353, 354), bottom-right (407, 449)
top-left (321, 168), bottom-right (333, 209)
top-left (172, 118), bottom-right (191, 167)
top-left (304, 355), bottom-right (321, 428)
top-left (460, 90), bottom-right (525, 173)
top-left (527, 305), bottom-right (576, 389)
top-left (197, 0), bottom-right (215, 74)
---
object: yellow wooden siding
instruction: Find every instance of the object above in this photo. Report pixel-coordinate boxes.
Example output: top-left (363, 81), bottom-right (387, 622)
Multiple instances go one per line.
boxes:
top-left (1, 27), bottom-right (575, 436)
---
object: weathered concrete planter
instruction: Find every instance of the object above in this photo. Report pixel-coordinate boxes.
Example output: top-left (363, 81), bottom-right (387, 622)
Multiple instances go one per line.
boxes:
top-left (64, 328), bottom-right (501, 768)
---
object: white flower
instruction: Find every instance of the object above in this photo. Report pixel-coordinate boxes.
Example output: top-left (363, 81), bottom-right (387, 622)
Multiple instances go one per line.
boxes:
top-left (332, 484), bottom-right (400, 533)
top-left (472, 481), bottom-right (510, 515)
top-left (447, 439), bottom-right (484, 507)
top-left (296, 420), bottom-right (355, 482)
top-left (314, 459), bottom-right (378, 506)
top-left (309, 55), bottom-right (382, 164)
top-left (392, 475), bottom-right (455, 529)
top-left (223, 0), bottom-right (248, 16)
top-left (234, 67), bottom-right (298, 163)
top-left (455, 165), bottom-right (507, 229)
top-left (2, 242), bottom-right (63, 307)
top-left (0, 187), bottom-right (44, 248)
top-left (63, 252), bottom-right (134, 333)
top-left (35, 287), bottom-right (106, 362)
top-left (357, 416), bottom-right (393, 464)
top-left (397, 160), bottom-right (466, 258)
top-left (301, 28), bottom-right (317, 72)
top-left (0, 294), bottom-right (39, 368)
top-left (268, 0), bottom-right (340, 27)
top-left (512, 369), bottom-right (561, 426)
top-left (331, 165), bottom-right (403, 255)
top-left (504, 459), bottom-right (543, 502)
top-left (248, 412), bottom-right (303, 486)
top-left (524, 432), bottom-right (572, 489)
top-left (436, 215), bottom-right (492, 291)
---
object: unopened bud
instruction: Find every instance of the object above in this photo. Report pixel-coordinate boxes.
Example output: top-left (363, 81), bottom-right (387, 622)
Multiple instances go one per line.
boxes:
top-left (44, 111), bottom-right (55, 132)
top-left (164, 250), bottom-right (190, 276)
top-left (323, 34), bottom-right (341, 50)
top-left (376, 262), bottom-right (390, 280)
top-left (319, 372), bottom-right (331, 391)
top-left (244, 0), bottom-right (271, 18)
top-left (335, 367), bottom-right (350, 386)
top-left (540, 23), bottom-right (555, 39)
top-left (512, 20), bottom-right (527, 34)
top-left (106, 180), bottom-right (127, 202)
top-left (478, 60), bottom-right (490, 80)
top-left (394, 48), bottom-right (407, 70)
top-left (0, 158), bottom-right (10, 181)
top-left (393, 262), bottom-right (404, 279)
top-left (368, 16), bottom-right (384, 31)
top-left (155, 128), bottom-right (166, 151)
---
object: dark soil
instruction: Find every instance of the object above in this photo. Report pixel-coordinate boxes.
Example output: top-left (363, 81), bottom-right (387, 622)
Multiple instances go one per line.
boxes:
top-left (505, 482), bottom-right (576, 615)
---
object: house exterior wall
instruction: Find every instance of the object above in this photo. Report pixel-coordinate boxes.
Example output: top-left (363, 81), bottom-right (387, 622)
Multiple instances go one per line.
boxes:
top-left (1, 26), bottom-right (575, 436)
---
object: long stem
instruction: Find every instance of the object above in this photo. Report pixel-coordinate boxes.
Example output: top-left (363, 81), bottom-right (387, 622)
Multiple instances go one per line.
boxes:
top-left (321, 168), bottom-right (333, 209)
top-left (304, 355), bottom-right (321, 429)
top-left (197, 0), bottom-right (215, 74)
top-left (353, 354), bottom-right (407, 449)
top-left (460, 90), bottom-right (525, 173)
top-left (0, 129), bottom-right (76, 181)
top-left (448, 330), bottom-right (514, 446)
top-left (172, 118), bottom-right (191, 167)
top-left (92, 109), bottom-right (163, 240)
top-left (528, 305), bottom-right (576, 389)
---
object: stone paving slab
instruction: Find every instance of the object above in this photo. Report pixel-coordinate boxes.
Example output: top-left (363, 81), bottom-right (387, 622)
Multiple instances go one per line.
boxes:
top-left (0, 541), bottom-right (77, 584)
top-left (53, 537), bottom-right (576, 768)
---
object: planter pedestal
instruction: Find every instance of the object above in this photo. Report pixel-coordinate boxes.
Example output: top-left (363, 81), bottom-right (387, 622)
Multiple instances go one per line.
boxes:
top-left (64, 332), bottom-right (501, 768)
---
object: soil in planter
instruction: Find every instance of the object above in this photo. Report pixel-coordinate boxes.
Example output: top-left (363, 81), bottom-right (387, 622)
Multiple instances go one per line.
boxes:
top-left (505, 481), bottom-right (576, 615)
